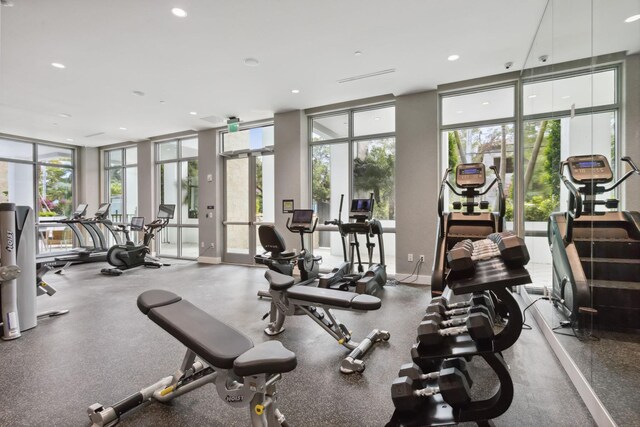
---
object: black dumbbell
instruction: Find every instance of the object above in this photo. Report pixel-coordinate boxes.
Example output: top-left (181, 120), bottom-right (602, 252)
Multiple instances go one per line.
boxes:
top-left (446, 241), bottom-right (474, 272)
top-left (487, 232), bottom-right (530, 266)
top-left (423, 304), bottom-right (493, 329)
top-left (417, 312), bottom-right (494, 346)
top-left (391, 367), bottom-right (472, 412)
top-left (426, 293), bottom-right (494, 320)
top-left (429, 291), bottom-right (489, 310)
top-left (398, 358), bottom-right (473, 388)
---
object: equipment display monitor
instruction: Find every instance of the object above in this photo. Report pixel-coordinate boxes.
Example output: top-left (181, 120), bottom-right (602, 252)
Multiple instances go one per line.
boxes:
top-left (157, 204), bottom-right (176, 219)
top-left (350, 199), bottom-right (373, 214)
top-left (130, 217), bottom-right (145, 231)
top-left (95, 203), bottom-right (111, 218)
top-left (73, 204), bottom-right (88, 218)
top-left (291, 209), bottom-right (314, 227)
top-left (455, 163), bottom-right (486, 188)
top-left (567, 155), bottom-right (613, 184)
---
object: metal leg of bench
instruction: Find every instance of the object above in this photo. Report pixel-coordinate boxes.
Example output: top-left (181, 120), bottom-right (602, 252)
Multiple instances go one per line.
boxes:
top-left (249, 377), bottom-right (288, 427)
top-left (340, 329), bottom-right (390, 375)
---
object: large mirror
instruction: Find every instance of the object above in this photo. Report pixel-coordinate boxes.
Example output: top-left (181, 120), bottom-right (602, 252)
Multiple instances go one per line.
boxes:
top-left (520, 1), bottom-right (640, 425)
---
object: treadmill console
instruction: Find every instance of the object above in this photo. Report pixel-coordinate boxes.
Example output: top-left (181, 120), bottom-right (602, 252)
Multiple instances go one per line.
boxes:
top-left (130, 217), bottom-right (145, 231)
top-left (94, 203), bottom-right (111, 219)
top-left (73, 204), bottom-right (88, 219)
top-left (290, 209), bottom-right (314, 230)
top-left (349, 198), bottom-right (373, 220)
top-left (567, 155), bottom-right (613, 184)
top-left (157, 204), bottom-right (176, 219)
top-left (456, 163), bottom-right (486, 188)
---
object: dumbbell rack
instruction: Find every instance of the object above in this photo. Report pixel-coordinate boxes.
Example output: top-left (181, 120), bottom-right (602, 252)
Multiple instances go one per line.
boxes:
top-left (388, 257), bottom-right (532, 427)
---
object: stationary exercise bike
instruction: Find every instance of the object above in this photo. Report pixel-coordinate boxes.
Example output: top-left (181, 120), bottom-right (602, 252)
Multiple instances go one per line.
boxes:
top-left (101, 204), bottom-right (175, 276)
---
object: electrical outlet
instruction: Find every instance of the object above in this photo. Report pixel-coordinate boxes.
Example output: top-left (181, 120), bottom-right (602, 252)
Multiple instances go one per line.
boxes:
top-left (419, 255), bottom-right (425, 262)
top-left (201, 241), bottom-right (204, 248)
top-left (408, 253), bottom-right (413, 262)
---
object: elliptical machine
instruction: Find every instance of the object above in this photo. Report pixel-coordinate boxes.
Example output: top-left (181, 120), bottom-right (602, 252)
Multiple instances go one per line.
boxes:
top-left (101, 204), bottom-right (175, 276)
top-left (319, 193), bottom-right (387, 295)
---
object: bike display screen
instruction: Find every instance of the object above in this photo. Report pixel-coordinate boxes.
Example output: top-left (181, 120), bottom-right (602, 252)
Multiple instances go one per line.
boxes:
top-left (291, 209), bottom-right (313, 226)
top-left (157, 204), bottom-right (176, 219)
top-left (130, 217), bottom-right (145, 231)
top-left (350, 199), bottom-right (373, 213)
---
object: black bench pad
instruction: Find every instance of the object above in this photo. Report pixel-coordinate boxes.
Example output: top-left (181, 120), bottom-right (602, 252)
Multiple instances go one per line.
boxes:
top-left (137, 289), bottom-right (182, 314)
top-left (265, 270), bottom-right (295, 291)
top-left (233, 341), bottom-right (297, 377)
top-left (286, 286), bottom-right (381, 310)
top-left (138, 290), bottom-right (253, 370)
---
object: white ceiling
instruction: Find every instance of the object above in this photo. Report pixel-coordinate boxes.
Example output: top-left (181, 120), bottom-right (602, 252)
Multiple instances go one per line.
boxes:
top-left (0, 0), bottom-right (638, 148)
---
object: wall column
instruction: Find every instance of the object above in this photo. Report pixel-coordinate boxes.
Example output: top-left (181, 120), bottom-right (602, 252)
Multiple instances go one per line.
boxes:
top-left (274, 110), bottom-right (308, 252)
top-left (76, 146), bottom-right (100, 210)
top-left (197, 128), bottom-right (222, 263)
top-left (395, 91), bottom-right (438, 284)
top-left (624, 54), bottom-right (640, 211)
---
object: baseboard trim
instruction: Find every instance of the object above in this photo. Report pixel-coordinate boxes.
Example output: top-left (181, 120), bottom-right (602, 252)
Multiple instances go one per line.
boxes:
top-left (522, 290), bottom-right (617, 427)
top-left (197, 256), bottom-right (222, 264)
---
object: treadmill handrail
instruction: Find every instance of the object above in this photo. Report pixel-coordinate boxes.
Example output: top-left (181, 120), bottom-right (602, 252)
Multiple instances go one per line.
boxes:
top-left (437, 168), bottom-right (453, 238)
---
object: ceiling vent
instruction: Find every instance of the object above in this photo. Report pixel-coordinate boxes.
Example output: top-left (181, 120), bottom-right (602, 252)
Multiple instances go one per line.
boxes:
top-left (200, 115), bottom-right (226, 125)
top-left (337, 68), bottom-right (396, 83)
top-left (84, 132), bottom-right (105, 138)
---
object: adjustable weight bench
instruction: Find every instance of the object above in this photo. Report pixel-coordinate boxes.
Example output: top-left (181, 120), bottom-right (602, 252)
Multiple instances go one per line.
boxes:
top-left (263, 270), bottom-right (390, 374)
top-left (88, 290), bottom-right (297, 427)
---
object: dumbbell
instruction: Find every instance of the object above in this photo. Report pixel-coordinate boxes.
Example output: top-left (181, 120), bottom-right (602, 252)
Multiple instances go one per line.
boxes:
top-left (398, 358), bottom-right (473, 388)
top-left (423, 304), bottom-right (493, 329)
top-left (417, 312), bottom-right (494, 346)
top-left (391, 368), bottom-right (471, 412)
top-left (487, 232), bottom-right (530, 267)
top-left (426, 293), bottom-right (494, 320)
top-left (429, 291), bottom-right (490, 310)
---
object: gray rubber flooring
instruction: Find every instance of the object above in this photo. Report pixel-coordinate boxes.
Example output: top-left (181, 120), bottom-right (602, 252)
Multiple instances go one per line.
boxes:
top-left (0, 261), bottom-right (594, 426)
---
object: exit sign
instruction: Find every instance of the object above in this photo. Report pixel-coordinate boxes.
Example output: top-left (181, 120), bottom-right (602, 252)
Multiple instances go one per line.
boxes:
top-left (228, 122), bottom-right (239, 133)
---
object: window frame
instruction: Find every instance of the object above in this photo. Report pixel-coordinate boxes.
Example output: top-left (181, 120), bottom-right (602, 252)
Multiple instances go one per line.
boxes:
top-left (102, 146), bottom-right (138, 223)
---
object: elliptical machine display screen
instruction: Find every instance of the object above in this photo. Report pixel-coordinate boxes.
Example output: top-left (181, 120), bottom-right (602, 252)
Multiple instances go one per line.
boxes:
top-left (291, 209), bottom-right (314, 228)
top-left (130, 217), bottom-right (145, 231)
top-left (350, 199), bottom-right (373, 216)
top-left (157, 204), bottom-right (176, 219)
top-left (455, 163), bottom-right (486, 188)
top-left (567, 155), bottom-right (613, 184)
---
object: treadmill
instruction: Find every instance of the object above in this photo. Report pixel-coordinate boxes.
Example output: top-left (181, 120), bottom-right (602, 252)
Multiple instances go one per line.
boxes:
top-left (53, 203), bottom-right (114, 264)
top-left (548, 154), bottom-right (640, 331)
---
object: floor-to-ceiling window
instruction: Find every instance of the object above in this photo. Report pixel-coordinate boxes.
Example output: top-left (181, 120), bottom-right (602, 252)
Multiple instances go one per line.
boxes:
top-left (155, 137), bottom-right (198, 259)
top-left (438, 67), bottom-right (620, 291)
top-left (0, 137), bottom-right (75, 254)
top-left (310, 104), bottom-right (396, 273)
top-left (221, 124), bottom-right (275, 264)
top-left (103, 146), bottom-right (138, 223)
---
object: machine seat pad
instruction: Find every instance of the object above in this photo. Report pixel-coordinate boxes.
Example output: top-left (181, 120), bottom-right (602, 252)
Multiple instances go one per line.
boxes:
top-left (286, 286), bottom-right (381, 310)
top-left (265, 271), bottom-right (296, 291)
top-left (141, 293), bottom-right (254, 370)
top-left (233, 341), bottom-right (297, 377)
top-left (137, 289), bottom-right (183, 314)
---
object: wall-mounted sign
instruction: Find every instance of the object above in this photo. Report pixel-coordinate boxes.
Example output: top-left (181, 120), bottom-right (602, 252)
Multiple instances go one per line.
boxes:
top-left (282, 199), bottom-right (294, 213)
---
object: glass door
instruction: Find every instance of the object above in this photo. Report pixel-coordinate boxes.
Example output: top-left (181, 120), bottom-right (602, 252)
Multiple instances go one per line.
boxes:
top-left (223, 153), bottom-right (274, 263)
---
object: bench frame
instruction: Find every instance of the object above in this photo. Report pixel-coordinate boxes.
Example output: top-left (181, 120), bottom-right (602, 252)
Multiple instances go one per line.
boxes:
top-left (88, 348), bottom-right (288, 427)
top-left (266, 287), bottom-right (390, 374)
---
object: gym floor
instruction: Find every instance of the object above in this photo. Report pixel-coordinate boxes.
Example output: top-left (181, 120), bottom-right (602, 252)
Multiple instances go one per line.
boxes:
top-left (0, 261), bottom-right (594, 427)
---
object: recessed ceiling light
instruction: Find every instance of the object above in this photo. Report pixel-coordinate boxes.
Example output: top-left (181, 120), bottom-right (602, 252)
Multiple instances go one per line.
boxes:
top-left (291, 89), bottom-right (300, 94)
top-left (52, 122), bottom-right (58, 126)
top-left (562, 95), bottom-right (571, 99)
top-left (448, 54), bottom-right (460, 61)
top-left (243, 58), bottom-right (260, 67)
top-left (374, 117), bottom-right (380, 121)
top-left (624, 14), bottom-right (640, 23)
top-left (159, 100), bottom-right (166, 104)
top-left (482, 101), bottom-right (490, 105)
top-left (132, 90), bottom-right (145, 96)
top-left (189, 111), bottom-right (198, 115)
top-left (456, 110), bottom-right (463, 114)
top-left (354, 51), bottom-right (363, 56)
top-left (119, 127), bottom-right (127, 130)
top-left (528, 95), bottom-right (537, 99)
top-left (58, 113), bottom-right (72, 118)
top-left (171, 7), bottom-right (187, 18)
top-left (66, 138), bottom-right (74, 142)
top-left (51, 62), bottom-right (65, 69)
